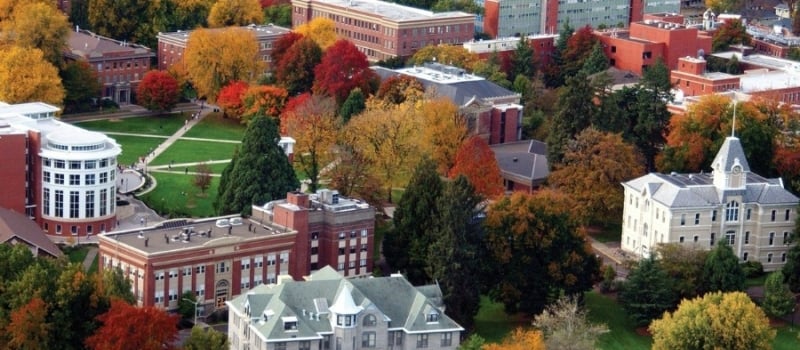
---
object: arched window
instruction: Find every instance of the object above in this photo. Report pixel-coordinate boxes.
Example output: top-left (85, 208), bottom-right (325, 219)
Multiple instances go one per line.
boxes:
top-left (363, 314), bottom-right (377, 327)
top-left (725, 201), bottom-right (739, 222)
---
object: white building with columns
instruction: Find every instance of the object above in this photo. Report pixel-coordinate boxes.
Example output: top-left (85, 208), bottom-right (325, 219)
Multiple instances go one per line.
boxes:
top-left (621, 136), bottom-right (798, 271)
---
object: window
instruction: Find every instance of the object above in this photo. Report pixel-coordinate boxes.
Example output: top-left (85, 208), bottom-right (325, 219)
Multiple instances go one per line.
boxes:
top-left (241, 258), bottom-right (250, 270)
top-left (71, 225), bottom-right (78, 235)
top-left (710, 233), bottom-right (715, 246)
top-left (693, 235), bottom-right (698, 242)
top-left (725, 201), bottom-right (739, 221)
top-left (299, 341), bottom-right (311, 350)
top-left (360, 259), bottom-right (367, 267)
top-left (241, 277), bottom-right (250, 289)
top-left (311, 232), bottom-right (319, 240)
top-left (169, 270), bottom-right (178, 278)
top-left (361, 244), bottom-right (368, 252)
top-left (427, 312), bottom-right (439, 323)
top-left (363, 314), bottom-right (377, 327)
top-left (55, 173), bottom-right (64, 184)
top-left (69, 191), bottom-right (80, 218)
top-left (784, 232), bottom-right (790, 245)
top-left (43, 188), bottom-right (50, 215)
top-left (712, 210), bottom-right (717, 222)
top-left (280, 253), bottom-right (288, 264)
top-left (43, 171), bottom-right (51, 183)
top-left (770, 232), bottom-right (775, 245)
top-left (255, 257), bottom-right (263, 268)
top-left (745, 231), bottom-right (750, 244)
top-left (337, 263), bottom-right (344, 270)
top-left (768, 253), bottom-right (773, 263)
top-left (99, 189), bottom-right (107, 216)
top-left (267, 254), bottom-right (276, 265)
top-left (416, 334), bottom-right (429, 348)
top-left (743, 252), bottom-right (749, 261)
top-left (183, 267), bottom-right (192, 276)
top-left (362, 332), bottom-right (376, 347)
top-left (725, 231), bottom-right (735, 245)
top-left (54, 160), bottom-right (65, 168)
top-left (679, 236), bottom-right (685, 243)
top-left (746, 208), bottom-right (751, 220)
top-left (771, 210), bottom-right (776, 221)
top-left (361, 229), bottom-right (368, 237)
top-left (275, 342), bottom-right (286, 350)
top-left (217, 262), bottom-right (228, 273)
top-left (69, 161), bottom-right (81, 169)
top-left (85, 160), bottom-right (96, 169)
top-left (69, 174), bottom-right (80, 185)
top-left (195, 265), bottom-right (205, 274)
top-left (56, 224), bottom-right (61, 234)
top-left (680, 214), bottom-right (685, 226)
top-left (695, 213), bottom-right (700, 225)
top-left (156, 271), bottom-right (165, 280)
top-left (339, 247), bottom-right (346, 255)
top-left (55, 190), bottom-right (64, 217)
top-left (85, 174), bottom-right (95, 185)
top-left (350, 231), bottom-right (357, 238)
top-left (782, 253), bottom-right (787, 262)
top-left (786, 209), bottom-right (791, 221)
top-left (350, 246), bottom-right (356, 254)
top-left (348, 261), bottom-right (356, 269)
top-left (100, 172), bottom-right (108, 184)
top-left (441, 333), bottom-right (453, 347)
top-left (338, 232), bottom-right (346, 239)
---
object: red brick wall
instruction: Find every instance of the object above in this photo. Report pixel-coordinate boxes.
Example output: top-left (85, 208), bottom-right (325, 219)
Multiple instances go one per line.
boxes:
top-left (484, 0), bottom-right (499, 38)
top-left (752, 38), bottom-right (792, 58)
top-left (598, 34), bottom-right (664, 75)
top-left (0, 134), bottom-right (27, 213)
top-left (544, 0), bottom-right (560, 35)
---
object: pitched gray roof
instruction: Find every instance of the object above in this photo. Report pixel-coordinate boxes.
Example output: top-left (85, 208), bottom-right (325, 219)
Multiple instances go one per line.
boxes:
top-left (229, 266), bottom-right (463, 342)
top-left (490, 140), bottom-right (549, 185)
top-left (371, 66), bottom-right (518, 106)
top-left (711, 136), bottom-right (750, 172)
top-left (0, 207), bottom-right (62, 258)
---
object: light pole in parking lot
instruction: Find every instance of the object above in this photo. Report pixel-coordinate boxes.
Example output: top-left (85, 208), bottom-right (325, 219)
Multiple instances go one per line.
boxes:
top-left (183, 298), bottom-right (199, 326)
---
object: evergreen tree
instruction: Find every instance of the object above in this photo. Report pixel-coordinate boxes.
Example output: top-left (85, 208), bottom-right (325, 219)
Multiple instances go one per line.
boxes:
top-left (543, 21), bottom-right (573, 87)
top-left (216, 116), bottom-right (299, 215)
top-left (383, 158), bottom-right (443, 285)
top-left (762, 270), bottom-right (795, 318)
top-left (619, 257), bottom-right (678, 326)
top-left (509, 36), bottom-right (535, 81)
top-left (426, 175), bottom-right (485, 330)
top-left (338, 88), bottom-right (365, 124)
top-left (214, 147), bottom-right (238, 213)
top-left (634, 58), bottom-right (672, 171)
top-left (702, 241), bottom-right (746, 293)
top-left (581, 42), bottom-right (609, 75)
top-left (782, 219), bottom-right (800, 292)
top-left (547, 71), bottom-right (597, 164)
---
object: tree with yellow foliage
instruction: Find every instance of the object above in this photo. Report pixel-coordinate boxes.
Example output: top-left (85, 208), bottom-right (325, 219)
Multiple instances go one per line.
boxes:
top-left (207, 0), bottom-right (263, 27)
top-left (418, 98), bottom-right (467, 175)
top-left (184, 27), bottom-right (262, 101)
top-left (0, 0), bottom-right (50, 21)
top-left (483, 328), bottom-right (546, 350)
top-left (649, 291), bottom-right (774, 350)
top-left (407, 45), bottom-right (480, 71)
top-left (705, 0), bottom-right (743, 13)
top-left (0, 1), bottom-right (70, 67)
top-left (295, 17), bottom-right (338, 50)
top-left (282, 94), bottom-right (338, 192)
top-left (0, 45), bottom-right (64, 105)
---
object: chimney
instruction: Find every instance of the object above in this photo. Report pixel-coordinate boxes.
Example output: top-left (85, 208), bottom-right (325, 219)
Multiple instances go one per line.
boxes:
top-left (287, 191), bottom-right (309, 208)
top-left (145, 238), bottom-right (149, 247)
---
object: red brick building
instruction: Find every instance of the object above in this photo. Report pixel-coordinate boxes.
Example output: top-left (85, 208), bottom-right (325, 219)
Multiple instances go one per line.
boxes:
top-left (156, 24), bottom-right (292, 72)
top-left (672, 56), bottom-right (740, 97)
top-left (0, 102), bottom-right (121, 238)
top-left (97, 190), bottom-right (374, 313)
top-left (596, 15), bottom-right (712, 75)
top-left (291, 0), bottom-right (475, 61)
top-left (65, 29), bottom-right (154, 104)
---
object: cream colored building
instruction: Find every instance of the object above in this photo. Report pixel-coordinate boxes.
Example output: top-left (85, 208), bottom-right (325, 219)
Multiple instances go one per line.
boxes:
top-left (621, 136), bottom-right (798, 271)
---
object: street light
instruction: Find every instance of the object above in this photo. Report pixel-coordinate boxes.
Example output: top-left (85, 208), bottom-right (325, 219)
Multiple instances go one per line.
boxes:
top-left (183, 298), bottom-right (199, 326)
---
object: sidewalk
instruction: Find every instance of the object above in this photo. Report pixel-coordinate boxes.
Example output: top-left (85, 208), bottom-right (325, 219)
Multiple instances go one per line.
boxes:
top-left (82, 246), bottom-right (98, 271)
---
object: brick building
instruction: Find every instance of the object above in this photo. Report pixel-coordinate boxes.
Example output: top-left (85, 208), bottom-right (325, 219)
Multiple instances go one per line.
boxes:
top-left (0, 102), bottom-right (121, 238)
top-left (482, 0), bottom-right (680, 38)
top-left (97, 190), bottom-right (375, 314)
top-left (156, 24), bottom-right (292, 72)
top-left (671, 56), bottom-right (741, 97)
top-left (65, 29), bottom-right (154, 104)
top-left (291, 0), bottom-right (475, 61)
top-left (595, 14), bottom-right (712, 75)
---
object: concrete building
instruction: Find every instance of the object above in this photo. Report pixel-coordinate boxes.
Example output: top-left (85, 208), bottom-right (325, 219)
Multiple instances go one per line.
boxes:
top-left (227, 266), bottom-right (464, 350)
top-left (291, 0), bottom-right (475, 61)
top-left (372, 63), bottom-right (522, 145)
top-left (65, 29), bottom-right (154, 104)
top-left (621, 136), bottom-right (798, 271)
top-left (462, 34), bottom-right (558, 67)
top-left (482, 0), bottom-right (680, 38)
top-left (97, 190), bottom-right (375, 314)
top-left (156, 24), bottom-right (292, 72)
top-left (595, 13), bottom-right (712, 75)
top-left (0, 102), bottom-right (121, 238)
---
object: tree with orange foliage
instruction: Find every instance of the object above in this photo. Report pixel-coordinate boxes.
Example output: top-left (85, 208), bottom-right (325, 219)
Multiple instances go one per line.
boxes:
top-left (449, 136), bottom-right (503, 198)
top-left (420, 98), bottom-right (467, 175)
top-left (483, 190), bottom-right (600, 315)
top-left (548, 128), bottom-right (645, 225)
top-left (375, 74), bottom-right (425, 106)
top-left (137, 70), bottom-right (180, 111)
top-left (6, 297), bottom-right (51, 350)
top-left (85, 299), bottom-right (179, 350)
top-left (282, 93), bottom-right (338, 192)
top-left (483, 328), bottom-right (546, 350)
top-left (216, 81), bottom-right (249, 118)
top-left (313, 39), bottom-right (377, 105)
top-left (241, 85), bottom-right (288, 122)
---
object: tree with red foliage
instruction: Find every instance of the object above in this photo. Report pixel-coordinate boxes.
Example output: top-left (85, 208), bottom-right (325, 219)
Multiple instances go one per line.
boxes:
top-left (276, 37), bottom-right (323, 95)
top-left (85, 299), bottom-right (179, 350)
top-left (217, 81), bottom-right (249, 118)
top-left (449, 136), bottom-right (503, 198)
top-left (561, 25), bottom-right (598, 78)
top-left (136, 70), bottom-right (180, 111)
top-left (242, 85), bottom-right (289, 122)
top-left (270, 32), bottom-right (304, 72)
top-left (313, 39), bottom-right (377, 105)
top-left (6, 297), bottom-right (51, 350)
top-left (280, 92), bottom-right (312, 133)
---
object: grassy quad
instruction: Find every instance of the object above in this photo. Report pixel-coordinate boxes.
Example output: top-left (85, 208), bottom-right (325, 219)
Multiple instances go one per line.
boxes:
top-left (149, 139), bottom-right (239, 166)
top-left (109, 134), bottom-right (166, 167)
top-left (75, 112), bottom-right (188, 136)
top-left (139, 172), bottom-right (220, 218)
top-left (182, 112), bottom-right (246, 140)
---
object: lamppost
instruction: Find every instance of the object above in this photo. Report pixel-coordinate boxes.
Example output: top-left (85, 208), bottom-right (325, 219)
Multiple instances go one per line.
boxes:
top-left (183, 298), bottom-right (199, 326)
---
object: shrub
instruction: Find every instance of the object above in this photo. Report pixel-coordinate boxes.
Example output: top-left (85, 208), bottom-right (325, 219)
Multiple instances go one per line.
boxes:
top-left (741, 261), bottom-right (764, 278)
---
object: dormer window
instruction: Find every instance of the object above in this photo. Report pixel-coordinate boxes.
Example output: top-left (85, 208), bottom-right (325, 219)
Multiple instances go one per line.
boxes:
top-left (336, 314), bottom-right (356, 327)
top-left (426, 311), bottom-right (439, 323)
top-left (262, 309), bottom-right (275, 323)
top-left (363, 314), bottom-right (377, 327)
top-left (283, 316), bottom-right (298, 331)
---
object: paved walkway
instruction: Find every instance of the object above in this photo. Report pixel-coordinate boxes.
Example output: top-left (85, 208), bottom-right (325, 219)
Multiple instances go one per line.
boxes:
top-left (82, 246), bottom-right (98, 271)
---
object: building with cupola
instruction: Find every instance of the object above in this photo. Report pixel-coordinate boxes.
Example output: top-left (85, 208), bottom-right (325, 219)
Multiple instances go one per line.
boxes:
top-left (0, 102), bottom-right (121, 238)
top-left (227, 266), bottom-right (463, 350)
top-left (621, 136), bottom-right (799, 271)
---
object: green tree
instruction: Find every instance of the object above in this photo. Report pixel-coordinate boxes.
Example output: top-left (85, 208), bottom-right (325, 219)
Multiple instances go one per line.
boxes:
top-left (183, 326), bottom-right (230, 350)
top-left (426, 175), bottom-right (486, 331)
top-left (384, 158), bottom-right (443, 285)
top-left (532, 296), bottom-right (608, 350)
top-left (458, 334), bottom-right (486, 350)
top-left (178, 291), bottom-right (197, 321)
top-left (702, 241), bottom-right (746, 293)
top-left (619, 257), bottom-right (678, 326)
top-left (216, 116), bottom-right (299, 215)
top-left (581, 42), bottom-right (609, 75)
top-left (653, 243), bottom-right (708, 300)
top-left (51, 263), bottom-right (109, 350)
top-left (60, 60), bottom-right (101, 113)
top-left (70, 0), bottom-right (90, 29)
top-left (262, 3), bottom-right (292, 27)
top-left (632, 58), bottom-right (672, 171)
top-left (509, 36), bottom-right (535, 81)
top-left (543, 21), bottom-right (573, 87)
top-left (649, 291), bottom-right (774, 350)
top-left (99, 266), bottom-right (135, 305)
top-left (783, 225), bottom-right (800, 292)
top-left (338, 88), bottom-right (365, 123)
top-left (547, 71), bottom-right (598, 164)
top-left (484, 191), bottom-right (600, 315)
top-left (762, 270), bottom-right (795, 318)
top-left (472, 51), bottom-right (511, 88)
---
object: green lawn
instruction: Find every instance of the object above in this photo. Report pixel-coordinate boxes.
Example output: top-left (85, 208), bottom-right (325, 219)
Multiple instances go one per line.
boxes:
top-left (589, 222), bottom-right (622, 243)
top-left (746, 274), bottom-right (769, 288)
top-left (183, 112), bottom-right (246, 140)
top-left (139, 172), bottom-right (219, 218)
top-left (75, 113), bottom-right (187, 136)
top-left (149, 140), bottom-right (238, 166)
top-left (585, 291), bottom-right (653, 350)
top-left (63, 245), bottom-right (89, 264)
top-left (111, 134), bottom-right (166, 166)
top-left (474, 296), bottom-right (528, 344)
top-left (775, 326), bottom-right (800, 350)
top-left (203, 162), bottom-right (231, 174)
